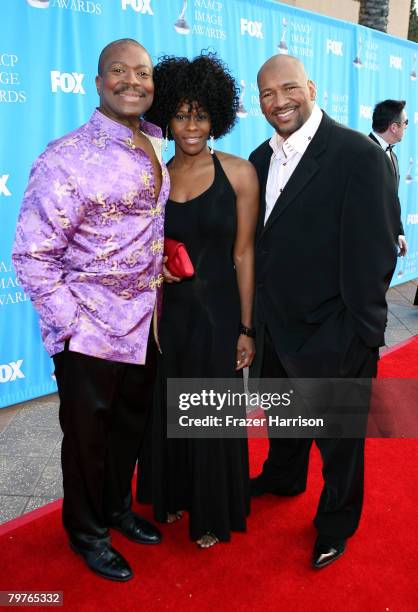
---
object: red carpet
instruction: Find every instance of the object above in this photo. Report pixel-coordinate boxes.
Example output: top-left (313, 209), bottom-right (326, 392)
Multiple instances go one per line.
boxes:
top-left (367, 336), bottom-right (418, 437)
top-left (1, 338), bottom-right (417, 611)
top-left (378, 335), bottom-right (418, 377)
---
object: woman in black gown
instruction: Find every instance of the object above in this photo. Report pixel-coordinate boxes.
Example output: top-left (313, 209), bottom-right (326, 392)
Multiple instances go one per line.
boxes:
top-left (137, 54), bottom-right (259, 547)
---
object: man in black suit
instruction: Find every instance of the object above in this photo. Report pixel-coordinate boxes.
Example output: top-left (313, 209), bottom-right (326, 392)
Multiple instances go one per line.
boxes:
top-left (249, 55), bottom-right (399, 568)
top-left (369, 99), bottom-right (408, 256)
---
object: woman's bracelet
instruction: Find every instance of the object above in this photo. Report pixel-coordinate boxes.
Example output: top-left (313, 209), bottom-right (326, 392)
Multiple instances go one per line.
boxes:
top-left (239, 323), bottom-right (256, 338)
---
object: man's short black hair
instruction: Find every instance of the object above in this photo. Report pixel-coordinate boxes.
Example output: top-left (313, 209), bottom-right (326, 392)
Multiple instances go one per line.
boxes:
top-left (372, 99), bottom-right (406, 133)
top-left (97, 39), bottom-right (145, 76)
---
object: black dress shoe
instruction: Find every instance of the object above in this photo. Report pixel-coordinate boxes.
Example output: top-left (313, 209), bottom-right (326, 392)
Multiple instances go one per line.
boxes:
top-left (70, 542), bottom-right (133, 581)
top-left (111, 512), bottom-right (162, 545)
top-left (312, 537), bottom-right (346, 569)
top-left (250, 475), bottom-right (305, 497)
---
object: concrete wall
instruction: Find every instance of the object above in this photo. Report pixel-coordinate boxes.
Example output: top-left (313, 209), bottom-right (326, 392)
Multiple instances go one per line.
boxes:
top-left (275, 0), bottom-right (411, 39)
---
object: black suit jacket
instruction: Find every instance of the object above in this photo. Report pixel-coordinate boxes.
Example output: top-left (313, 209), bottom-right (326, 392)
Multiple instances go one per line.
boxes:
top-left (249, 113), bottom-right (399, 378)
top-left (368, 132), bottom-right (404, 235)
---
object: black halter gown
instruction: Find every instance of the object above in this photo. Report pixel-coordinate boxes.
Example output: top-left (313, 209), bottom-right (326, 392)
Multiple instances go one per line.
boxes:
top-left (138, 153), bottom-right (250, 541)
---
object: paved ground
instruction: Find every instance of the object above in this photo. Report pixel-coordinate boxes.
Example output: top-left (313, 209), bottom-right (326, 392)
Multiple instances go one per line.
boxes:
top-left (0, 280), bottom-right (417, 526)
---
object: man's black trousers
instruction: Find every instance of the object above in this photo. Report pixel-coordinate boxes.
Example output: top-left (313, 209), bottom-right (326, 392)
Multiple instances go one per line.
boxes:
top-left (53, 341), bottom-right (157, 549)
top-left (259, 330), bottom-right (378, 539)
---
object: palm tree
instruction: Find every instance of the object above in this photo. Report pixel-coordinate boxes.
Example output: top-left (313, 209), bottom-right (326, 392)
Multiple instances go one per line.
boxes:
top-left (358, 0), bottom-right (390, 32)
top-left (409, 0), bottom-right (418, 42)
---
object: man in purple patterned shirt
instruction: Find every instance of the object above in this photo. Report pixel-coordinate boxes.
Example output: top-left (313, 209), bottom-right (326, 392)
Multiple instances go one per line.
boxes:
top-left (12, 39), bottom-right (170, 582)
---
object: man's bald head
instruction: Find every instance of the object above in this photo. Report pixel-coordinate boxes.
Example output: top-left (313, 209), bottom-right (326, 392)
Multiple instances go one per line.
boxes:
top-left (257, 55), bottom-right (309, 87)
top-left (257, 54), bottom-right (316, 137)
top-left (98, 39), bottom-right (150, 76)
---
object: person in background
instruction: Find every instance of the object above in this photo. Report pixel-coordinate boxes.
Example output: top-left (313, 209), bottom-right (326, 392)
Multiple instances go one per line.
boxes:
top-left (137, 53), bottom-right (259, 548)
top-left (12, 39), bottom-right (169, 582)
top-left (369, 99), bottom-right (408, 256)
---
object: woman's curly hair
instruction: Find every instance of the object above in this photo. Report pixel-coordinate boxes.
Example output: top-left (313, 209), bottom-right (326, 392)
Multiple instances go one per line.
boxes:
top-left (145, 52), bottom-right (240, 140)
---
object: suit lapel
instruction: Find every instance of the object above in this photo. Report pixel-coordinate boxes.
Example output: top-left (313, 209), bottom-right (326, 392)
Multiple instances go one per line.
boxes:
top-left (252, 143), bottom-right (271, 240)
top-left (391, 149), bottom-right (400, 187)
top-left (255, 143), bottom-right (271, 224)
top-left (261, 112), bottom-right (332, 236)
top-left (369, 132), bottom-right (400, 186)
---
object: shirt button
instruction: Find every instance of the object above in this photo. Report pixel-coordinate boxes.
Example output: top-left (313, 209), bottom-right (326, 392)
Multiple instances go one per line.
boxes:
top-left (283, 162), bottom-right (287, 166)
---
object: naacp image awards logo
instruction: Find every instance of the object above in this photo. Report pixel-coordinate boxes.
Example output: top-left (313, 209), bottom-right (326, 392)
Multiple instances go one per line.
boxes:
top-left (26, 0), bottom-right (49, 7)
top-left (26, 0), bottom-right (102, 14)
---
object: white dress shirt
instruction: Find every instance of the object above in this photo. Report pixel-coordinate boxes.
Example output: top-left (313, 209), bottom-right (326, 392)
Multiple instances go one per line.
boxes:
top-left (372, 131), bottom-right (394, 160)
top-left (264, 103), bottom-right (323, 224)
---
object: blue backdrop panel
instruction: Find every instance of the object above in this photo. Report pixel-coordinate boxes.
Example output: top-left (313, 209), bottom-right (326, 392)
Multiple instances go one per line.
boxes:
top-left (1, 0), bottom-right (418, 408)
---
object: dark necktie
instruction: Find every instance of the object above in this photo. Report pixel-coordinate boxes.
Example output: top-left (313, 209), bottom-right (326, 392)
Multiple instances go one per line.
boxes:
top-left (386, 145), bottom-right (399, 182)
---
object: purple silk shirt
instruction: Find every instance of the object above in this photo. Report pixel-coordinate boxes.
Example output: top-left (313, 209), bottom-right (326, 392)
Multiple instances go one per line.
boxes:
top-left (12, 109), bottom-right (169, 364)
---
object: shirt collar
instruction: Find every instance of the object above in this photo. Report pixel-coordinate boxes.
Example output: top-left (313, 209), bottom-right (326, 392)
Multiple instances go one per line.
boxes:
top-left (89, 108), bottom-right (162, 141)
top-left (269, 103), bottom-right (323, 158)
top-left (372, 131), bottom-right (392, 151)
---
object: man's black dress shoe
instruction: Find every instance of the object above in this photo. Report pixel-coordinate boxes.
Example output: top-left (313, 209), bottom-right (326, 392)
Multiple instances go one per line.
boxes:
top-left (312, 537), bottom-right (346, 569)
top-left (111, 512), bottom-right (162, 545)
top-left (70, 543), bottom-right (133, 581)
top-left (250, 475), bottom-right (305, 497)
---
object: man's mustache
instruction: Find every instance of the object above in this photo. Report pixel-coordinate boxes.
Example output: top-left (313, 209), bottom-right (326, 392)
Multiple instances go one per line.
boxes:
top-left (114, 85), bottom-right (146, 96)
top-left (271, 105), bottom-right (298, 114)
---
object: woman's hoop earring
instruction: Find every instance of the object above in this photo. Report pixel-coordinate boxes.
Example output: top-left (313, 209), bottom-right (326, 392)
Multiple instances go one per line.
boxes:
top-left (164, 125), bottom-right (169, 152)
top-left (209, 133), bottom-right (215, 155)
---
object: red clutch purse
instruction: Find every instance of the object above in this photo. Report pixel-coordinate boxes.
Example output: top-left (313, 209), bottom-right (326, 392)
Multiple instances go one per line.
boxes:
top-left (164, 237), bottom-right (194, 278)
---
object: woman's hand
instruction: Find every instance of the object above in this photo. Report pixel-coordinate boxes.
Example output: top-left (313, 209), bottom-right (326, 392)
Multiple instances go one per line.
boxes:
top-left (236, 334), bottom-right (255, 371)
top-left (163, 256), bottom-right (181, 283)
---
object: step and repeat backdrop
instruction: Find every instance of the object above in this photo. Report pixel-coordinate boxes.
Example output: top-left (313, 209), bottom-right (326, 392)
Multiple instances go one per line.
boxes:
top-left (1, 0), bottom-right (418, 408)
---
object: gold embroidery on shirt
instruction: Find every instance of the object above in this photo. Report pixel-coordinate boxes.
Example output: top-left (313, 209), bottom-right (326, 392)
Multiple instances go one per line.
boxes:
top-left (125, 138), bottom-right (136, 150)
top-left (121, 191), bottom-right (137, 208)
top-left (80, 149), bottom-right (101, 166)
top-left (141, 170), bottom-right (152, 188)
top-left (55, 135), bottom-right (82, 150)
top-left (150, 239), bottom-right (164, 255)
top-left (92, 131), bottom-right (110, 149)
top-left (93, 192), bottom-right (107, 207)
top-left (149, 203), bottom-right (162, 218)
top-left (95, 248), bottom-right (112, 262)
top-left (124, 249), bottom-right (143, 266)
top-left (55, 208), bottom-right (71, 230)
top-left (149, 274), bottom-right (164, 289)
top-left (101, 203), bottom-right (123, 223)
top-left (101, 277), bottom-right (118, 286)
top-left (53, 178), bottom-right (76, 203)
